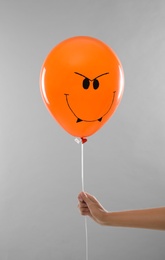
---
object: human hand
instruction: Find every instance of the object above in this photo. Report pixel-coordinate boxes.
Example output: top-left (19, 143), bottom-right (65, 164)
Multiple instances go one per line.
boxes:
top-left (78, 192), bottom-right (165, 230)
top-left (78, 192), bottom-right (108, 225)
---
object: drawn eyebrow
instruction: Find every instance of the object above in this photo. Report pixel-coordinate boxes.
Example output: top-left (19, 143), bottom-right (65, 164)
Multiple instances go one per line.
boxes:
top-left (74, 72), bottom-right (109, 80)
top-left (74, 72), bottom-right (89, 79)
top-left (95, 72), bottom-right (109, 79)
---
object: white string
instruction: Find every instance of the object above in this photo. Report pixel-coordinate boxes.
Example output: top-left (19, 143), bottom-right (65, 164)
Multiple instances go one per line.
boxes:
top-left (81, 141), bottom-right (89, 260)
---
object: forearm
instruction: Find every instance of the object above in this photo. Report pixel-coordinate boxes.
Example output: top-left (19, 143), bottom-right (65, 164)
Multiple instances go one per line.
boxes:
top-left (104, 207), bottom-right (165, 230)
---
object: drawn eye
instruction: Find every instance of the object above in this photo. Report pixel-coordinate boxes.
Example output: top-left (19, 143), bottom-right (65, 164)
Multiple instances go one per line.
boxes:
top-left (83, 78), bottom-right (90, 89)
top-left (93, 79), bottom-right (99, 90)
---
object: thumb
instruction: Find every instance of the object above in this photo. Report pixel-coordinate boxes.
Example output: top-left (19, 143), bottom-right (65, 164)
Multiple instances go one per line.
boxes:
top-left (78, 192), bottom-right (93, 205)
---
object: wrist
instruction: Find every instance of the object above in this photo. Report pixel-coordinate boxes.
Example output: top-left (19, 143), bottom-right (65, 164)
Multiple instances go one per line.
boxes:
top-left (100, 211), bottom-right (112, 226)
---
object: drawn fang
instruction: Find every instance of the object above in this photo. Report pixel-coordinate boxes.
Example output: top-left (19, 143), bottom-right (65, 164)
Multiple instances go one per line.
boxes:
top-left (76, 118), bottom-right (83, 123)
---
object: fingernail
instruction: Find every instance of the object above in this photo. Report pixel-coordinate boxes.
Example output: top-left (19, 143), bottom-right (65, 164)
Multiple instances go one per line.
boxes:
top-left (78, 195), bottom-right (83, 202)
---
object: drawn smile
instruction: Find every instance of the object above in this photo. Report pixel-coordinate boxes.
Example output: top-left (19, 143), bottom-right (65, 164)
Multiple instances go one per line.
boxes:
top-left (64, 92), bottom-right (116, 123)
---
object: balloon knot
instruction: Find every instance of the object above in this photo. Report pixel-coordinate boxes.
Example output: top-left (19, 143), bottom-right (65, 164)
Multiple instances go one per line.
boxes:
top-left (81, 137), bottom-right (87, 144)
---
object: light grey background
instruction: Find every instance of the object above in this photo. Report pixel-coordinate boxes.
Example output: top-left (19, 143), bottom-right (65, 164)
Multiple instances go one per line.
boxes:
top-left (0, 0), bottom-right (165, 259)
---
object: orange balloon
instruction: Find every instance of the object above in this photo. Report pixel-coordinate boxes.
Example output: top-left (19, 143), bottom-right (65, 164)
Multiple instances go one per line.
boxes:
top-left (40, 36), bottom-right (124, 138)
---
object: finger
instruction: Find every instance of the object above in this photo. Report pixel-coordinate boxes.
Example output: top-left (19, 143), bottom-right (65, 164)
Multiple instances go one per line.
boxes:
top-left (78, 193), bottom-right (84, 202)
top-left (79, 208), bottom-right (90, 215)
top-left (78, 202), bottom-right (88, 209)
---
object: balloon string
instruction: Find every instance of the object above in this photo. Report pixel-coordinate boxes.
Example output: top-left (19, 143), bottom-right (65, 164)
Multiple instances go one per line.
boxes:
top-left (81, 141), bottom-right (89, 260)
top-left (81, 141), bottom-right (84, 191)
